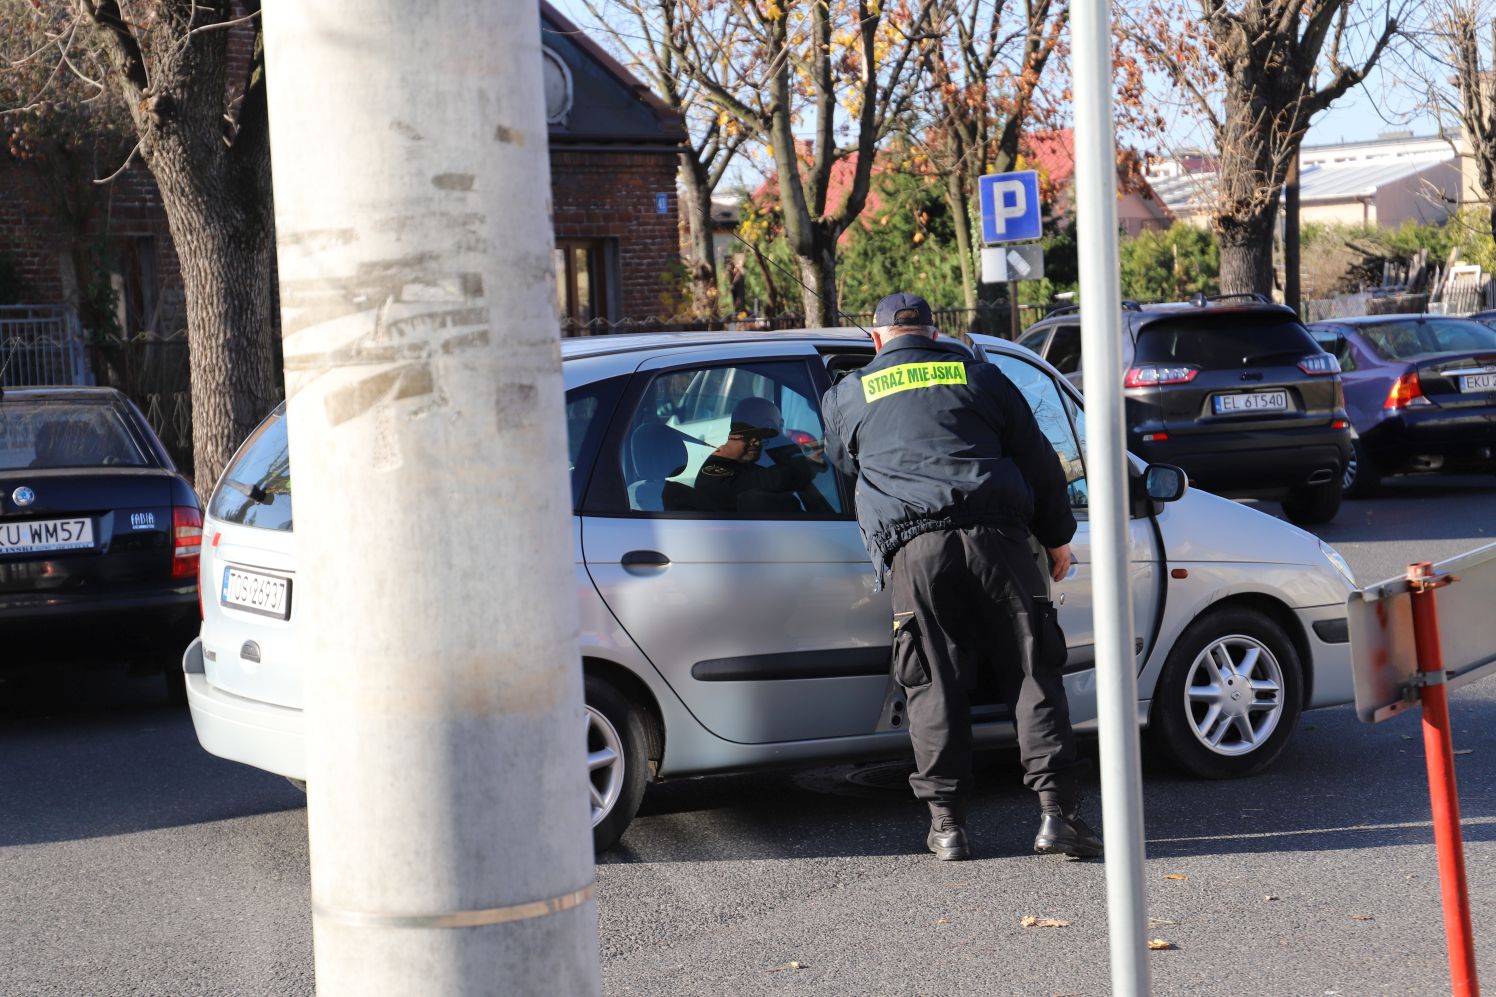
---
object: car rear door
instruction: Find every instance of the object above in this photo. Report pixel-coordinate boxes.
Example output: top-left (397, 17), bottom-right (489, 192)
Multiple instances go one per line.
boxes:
top-left (579, 342), bottom-right (891, 745)
top-left (199, 408), bottom-right (300, 708)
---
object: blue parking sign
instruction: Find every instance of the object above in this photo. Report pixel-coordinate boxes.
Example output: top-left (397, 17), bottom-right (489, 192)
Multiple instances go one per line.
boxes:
top-left (978, 170), bottom-right (1042, 244)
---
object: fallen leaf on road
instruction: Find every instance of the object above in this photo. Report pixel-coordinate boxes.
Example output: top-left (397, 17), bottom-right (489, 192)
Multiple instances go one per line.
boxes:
top-left (1148, 918), bottom-right (1179, 927)
top-left (1146, 938), bottom-right (1173, 950)
top-left (1163, 874), bottom-right (1187, 880)
top-left (768, 961), bottom-right (808, 972)
top-left (1264, 895), bottom-right (1279, 902)
top-left (1349, 915), bottom-right (1374, 922)
top-left (1021, 916), bottom-right (1071, 928)
top-left (934, 917), bottom-right (950, 926)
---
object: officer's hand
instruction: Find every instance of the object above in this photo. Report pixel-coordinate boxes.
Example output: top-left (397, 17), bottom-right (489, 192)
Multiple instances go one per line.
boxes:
top-left (1046, 544), bottom-right (1073, 583)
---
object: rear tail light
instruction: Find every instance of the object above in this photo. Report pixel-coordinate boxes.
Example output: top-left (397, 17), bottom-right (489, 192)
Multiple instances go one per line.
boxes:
top-left (1332, 419), bottom-right (1349, 430)
top-left (173, 506), bottom-right (203, 580)
top-left (1124, 365), bottom-right (1198, 388)
top-left (1384, 371), bottom-right (1430, 410)
top-left (1142, 431), bottom-right (1169, 442)
top-left (1297, 353), bottom-right (1340, 375)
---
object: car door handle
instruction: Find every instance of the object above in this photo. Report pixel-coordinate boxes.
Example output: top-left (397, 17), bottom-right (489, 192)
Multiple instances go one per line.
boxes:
top-left (621, 550), bottom-right (671, 569)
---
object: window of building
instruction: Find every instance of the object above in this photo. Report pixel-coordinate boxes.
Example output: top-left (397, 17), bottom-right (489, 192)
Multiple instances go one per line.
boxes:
top-left (555, 239), bottom-right (612, 333)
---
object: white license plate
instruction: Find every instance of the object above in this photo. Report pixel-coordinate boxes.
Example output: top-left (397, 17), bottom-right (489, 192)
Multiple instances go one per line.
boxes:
top-left (0, 517), bottom-right (93, 555)
top-left (221, 565), bottom-right (291, 619)
top-left (1459, 372), bottom-right (1496, 392)
top-left (1213, 391), bottom-right (1288, 414)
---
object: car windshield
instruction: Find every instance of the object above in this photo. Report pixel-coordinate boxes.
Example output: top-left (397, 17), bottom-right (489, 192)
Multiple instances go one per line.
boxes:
top-left (1135, 313), bottom-right (1317, 368)
top-left (0, 399), bottom-right (148, 470)
top-left (1357, 319), bottom-right (1496, 360)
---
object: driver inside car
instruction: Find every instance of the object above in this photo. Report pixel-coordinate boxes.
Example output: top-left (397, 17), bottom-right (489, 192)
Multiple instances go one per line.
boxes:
top-left (694, 396), bottom-right (830, 514)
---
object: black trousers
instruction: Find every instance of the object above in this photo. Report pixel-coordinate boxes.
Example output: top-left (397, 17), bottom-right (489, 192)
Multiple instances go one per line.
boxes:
top-left (890, 525), bottom-right (1080, 811)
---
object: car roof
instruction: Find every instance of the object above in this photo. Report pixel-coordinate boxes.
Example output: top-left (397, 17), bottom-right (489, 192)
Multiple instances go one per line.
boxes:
top-left (1311, 313), bottom-right (1476, 327)
top-left (0, 385), bottom-right (125, 403)
top-left (560, 327), bottom-right (872, 360)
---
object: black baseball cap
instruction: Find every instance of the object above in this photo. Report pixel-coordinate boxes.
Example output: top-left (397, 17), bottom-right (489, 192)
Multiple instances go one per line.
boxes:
top-left (873, 291), bottom-right (933, 328)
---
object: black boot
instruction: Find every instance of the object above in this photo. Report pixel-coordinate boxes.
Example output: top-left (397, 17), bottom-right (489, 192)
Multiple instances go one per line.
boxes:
top-left (926, 802), bottom-right (970, 861)
top-left (1034, 804), bottom-right (1102, 858)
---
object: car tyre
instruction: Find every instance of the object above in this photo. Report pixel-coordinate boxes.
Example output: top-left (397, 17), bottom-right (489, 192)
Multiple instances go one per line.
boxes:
top-left (1148, 607), bottom-right (1304, 779)
top-left (1341, 438), bottom-right (1380, 498)
top-left (1280, 478), bottom-right (1342, 524)
top-left (586, 674), bottom-right (650, 854)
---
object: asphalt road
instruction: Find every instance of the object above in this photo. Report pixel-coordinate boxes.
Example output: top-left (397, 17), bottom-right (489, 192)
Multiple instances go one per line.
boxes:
top-left (3, 474), bottom-right (1495, 997)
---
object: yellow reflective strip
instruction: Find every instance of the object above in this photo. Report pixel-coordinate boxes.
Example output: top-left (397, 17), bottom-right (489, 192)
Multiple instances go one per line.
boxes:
top-left (862, 362), bottom-right (969, 403)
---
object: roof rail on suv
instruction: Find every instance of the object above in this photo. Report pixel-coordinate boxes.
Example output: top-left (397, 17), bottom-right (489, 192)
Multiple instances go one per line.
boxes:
top-left (1041, 300), bottom-right (1144, 319)
top-left (1190, 291), bottom-right (1271, 307)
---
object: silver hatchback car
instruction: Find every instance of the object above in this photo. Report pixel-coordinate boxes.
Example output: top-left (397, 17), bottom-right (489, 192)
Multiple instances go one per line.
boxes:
top-left (185, 330), bottom-right (1358, 851)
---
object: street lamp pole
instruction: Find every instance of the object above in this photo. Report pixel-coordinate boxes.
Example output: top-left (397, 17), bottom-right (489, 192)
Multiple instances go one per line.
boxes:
top-left (1071, 0), bottom-right (1153, 993)
top-left (259, 2), bottom-right (602, 993)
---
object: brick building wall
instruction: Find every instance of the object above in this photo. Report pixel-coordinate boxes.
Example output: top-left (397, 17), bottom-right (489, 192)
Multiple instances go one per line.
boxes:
top-left (550, 148), bottom-right (681, 320)
top-left (0, 161), bottom-right (68, 303)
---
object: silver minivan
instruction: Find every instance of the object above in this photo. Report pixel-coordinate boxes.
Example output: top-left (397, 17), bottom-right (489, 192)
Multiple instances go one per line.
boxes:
top-left (185, 330), bottom-right (1358, 851)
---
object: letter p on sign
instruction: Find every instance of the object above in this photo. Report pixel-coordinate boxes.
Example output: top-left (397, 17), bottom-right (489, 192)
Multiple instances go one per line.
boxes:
top-left (979, 171), bottom-right (1042, 244)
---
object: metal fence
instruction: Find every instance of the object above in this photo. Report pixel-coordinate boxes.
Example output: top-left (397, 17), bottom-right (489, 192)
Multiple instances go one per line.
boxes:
top-left (0, 305), bottom-right (93, 387)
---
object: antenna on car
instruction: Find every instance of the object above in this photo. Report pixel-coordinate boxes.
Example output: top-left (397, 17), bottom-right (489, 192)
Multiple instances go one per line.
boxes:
top-left (729, 232), bottom-right (871, 337)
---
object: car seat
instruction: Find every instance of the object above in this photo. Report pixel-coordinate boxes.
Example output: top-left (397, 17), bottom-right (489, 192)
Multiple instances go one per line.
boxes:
top-left (627, 422), bottom-right (691, 511)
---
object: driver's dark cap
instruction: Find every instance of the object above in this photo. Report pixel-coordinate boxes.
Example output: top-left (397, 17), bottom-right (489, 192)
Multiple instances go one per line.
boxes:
top-left (873, 291), bottom-right (933, 328)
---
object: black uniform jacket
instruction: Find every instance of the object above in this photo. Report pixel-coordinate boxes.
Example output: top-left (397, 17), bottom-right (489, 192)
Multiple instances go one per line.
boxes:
top-left (821, 334), bottom-right (1077, 581)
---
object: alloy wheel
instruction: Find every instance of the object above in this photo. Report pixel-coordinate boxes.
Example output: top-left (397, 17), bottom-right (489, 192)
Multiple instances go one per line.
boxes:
top-left (586, 704), bottom-right (625, 826)
top-left (1183, 634), bottom-right (1285, 757)
top-left (1342, 451), bottom-right (1359, 492)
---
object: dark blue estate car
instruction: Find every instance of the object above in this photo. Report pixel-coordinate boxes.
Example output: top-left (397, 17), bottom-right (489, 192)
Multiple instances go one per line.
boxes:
top-left (1309, 315), bottom-right (1496, 495)
top-left (0, 387), bottom-right (201, 701)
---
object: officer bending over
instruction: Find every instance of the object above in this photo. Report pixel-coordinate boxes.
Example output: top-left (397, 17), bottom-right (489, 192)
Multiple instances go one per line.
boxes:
top-left (821, 292), bottom-right (1100, 861)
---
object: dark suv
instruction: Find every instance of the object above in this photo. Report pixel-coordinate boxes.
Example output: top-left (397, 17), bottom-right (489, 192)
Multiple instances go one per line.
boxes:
top-left (1017, 295), bottom-right (1353, 524)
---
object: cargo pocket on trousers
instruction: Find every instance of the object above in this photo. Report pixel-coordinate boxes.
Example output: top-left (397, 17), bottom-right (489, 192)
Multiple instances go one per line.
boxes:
top-left (1033, 597), bottom-right (1068, 672)
top-left (892, 613), bottom-right (931, 689)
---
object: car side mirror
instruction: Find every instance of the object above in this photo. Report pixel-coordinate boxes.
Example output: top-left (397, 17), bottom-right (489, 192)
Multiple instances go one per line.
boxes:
top-left (1143, 464), bottom-right (1188, 503)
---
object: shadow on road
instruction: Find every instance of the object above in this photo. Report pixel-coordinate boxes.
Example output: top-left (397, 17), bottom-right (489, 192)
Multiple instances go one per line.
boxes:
top-left (1245, 474), bottom-right (1496, 546)
top-left (0, 669), bottom-right (305, 848)
top-left (605, 694), bottom-right (1496, 865)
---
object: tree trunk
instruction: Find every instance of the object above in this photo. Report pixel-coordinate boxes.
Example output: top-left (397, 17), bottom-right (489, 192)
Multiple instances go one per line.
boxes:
top-left (1216, 208), bottom-right (1276, 298)
top-left (945, 174), bottom-right (977, 311)
top-left (796, 236), bottom-right (838, 328)
top-left (677, 155), bottom-right (718, 318)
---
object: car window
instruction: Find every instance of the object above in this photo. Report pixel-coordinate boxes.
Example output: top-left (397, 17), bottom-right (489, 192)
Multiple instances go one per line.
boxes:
top-left (990, 355), bottom-right (1088, 509)
top-left (607, 360), bottom-right (843, 517)
top-left (1135, 313), bottom-right (1317, 368)
top-left (1359, 319), bottom-right (1496, 359)
top-left (1046, 324), bottom-right (1082, 374)
top-left (1017, 327), bottom-right (1050, 353)
top-left (211, 381), bottom-right (621, 532)
top-left (1312, 329), bottom-right (1356, 371)
top-left (0, 399), bottom-right (149, 470)
top-left (210, 406), bottom-right (294, 531)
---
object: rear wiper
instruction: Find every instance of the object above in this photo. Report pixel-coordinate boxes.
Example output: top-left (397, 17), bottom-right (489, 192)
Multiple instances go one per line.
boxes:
top-left (223, 478), bottom-right (270, 505)
top-left (1241, 349), bottom-right (1306, 366)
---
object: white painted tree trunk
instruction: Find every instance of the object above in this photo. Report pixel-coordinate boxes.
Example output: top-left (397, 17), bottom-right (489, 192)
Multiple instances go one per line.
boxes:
top-left (258, 2), bottom-right (600, 993)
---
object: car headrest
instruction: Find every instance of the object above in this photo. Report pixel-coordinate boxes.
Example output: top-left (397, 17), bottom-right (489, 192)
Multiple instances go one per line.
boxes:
top-left (629, 422), bottom-right (688, 480)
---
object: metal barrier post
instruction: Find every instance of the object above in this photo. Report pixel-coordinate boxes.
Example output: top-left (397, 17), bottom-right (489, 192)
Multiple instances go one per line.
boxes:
top-left (1407, 561), bottom-right (1480, 997)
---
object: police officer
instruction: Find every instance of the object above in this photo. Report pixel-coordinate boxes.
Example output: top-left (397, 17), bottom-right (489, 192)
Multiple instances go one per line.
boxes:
top-left (821, 292), bottom-right (1101, 861)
